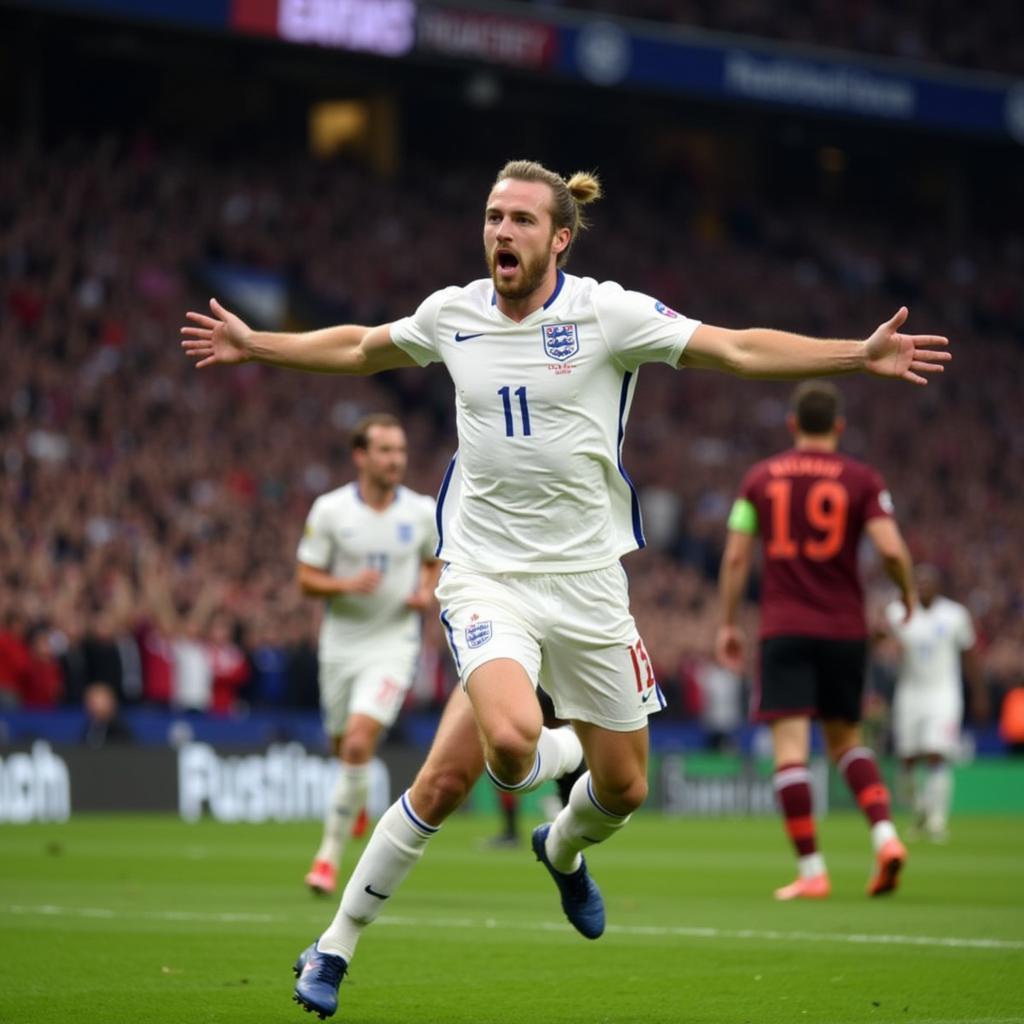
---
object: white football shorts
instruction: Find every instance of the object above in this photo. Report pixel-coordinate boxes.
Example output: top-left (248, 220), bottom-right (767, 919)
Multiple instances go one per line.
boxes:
top-left (318, 648), bottom-right (418, 735)
top-left (436, 562), bottom-right (666, 732)
top-left (892, 696), bottom-right (961, 759)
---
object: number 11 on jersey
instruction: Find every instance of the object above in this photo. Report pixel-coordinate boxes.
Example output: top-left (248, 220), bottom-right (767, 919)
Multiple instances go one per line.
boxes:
top-left (498, 386), bottom-right (531, 437)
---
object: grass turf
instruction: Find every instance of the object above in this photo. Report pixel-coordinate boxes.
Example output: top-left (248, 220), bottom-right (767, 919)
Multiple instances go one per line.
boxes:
top-left (2, 812), bottom-right (1022, 1024)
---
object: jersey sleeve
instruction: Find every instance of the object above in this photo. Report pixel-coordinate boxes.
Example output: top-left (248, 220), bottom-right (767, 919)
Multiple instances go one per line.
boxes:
top-left (862, 466), bottom-right (895, 520)
top-left (954, 605), bottom-right (977, 651)
top-left (296, 497), bottom-right (332, 569)
top-left (727, 497), bottom-right (759, 535)
top-left (593, 282), bottom-right (701, 372)
top-left (389, 286), bottom-right (460, 367)
top-left (418, 496), bottom-right (440, 561)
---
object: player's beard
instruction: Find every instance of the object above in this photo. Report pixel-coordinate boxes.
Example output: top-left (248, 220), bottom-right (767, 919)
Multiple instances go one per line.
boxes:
top-left (487, 243), bottom-right (552, 301)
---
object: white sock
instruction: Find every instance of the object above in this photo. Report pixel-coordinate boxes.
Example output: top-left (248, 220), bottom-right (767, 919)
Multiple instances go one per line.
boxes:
top-left (544, 771), bottom-right (629, 874)
top-left (798, 852), bottom-right (826, 879)
top-left (485, 725), bottom-right (582, 793)
top-left (318, 792), bottom-right (438, 962)
top-left (314, 763), bottom-right (369, 867)
top-left (871, 820), bottom-right (898, 852)
top-left (924, 762), bottom-right (952, 831)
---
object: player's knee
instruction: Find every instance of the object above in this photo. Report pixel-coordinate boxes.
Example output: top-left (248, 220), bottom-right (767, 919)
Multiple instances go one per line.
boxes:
top-left (485, 722), bottom-right (540, 769)
top-left (617, 775), bottom-right (648, 813)
top-left (593, 773), bottom-right (648, 815)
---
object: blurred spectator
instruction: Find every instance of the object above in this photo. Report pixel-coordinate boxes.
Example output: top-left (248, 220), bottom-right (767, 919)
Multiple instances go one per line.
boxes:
top-left (0, 612), bottom-right (31, 708)
top-left (21, 624), bottom-right (63, 708)
top-left (81, 682), bottom-right (135, 747)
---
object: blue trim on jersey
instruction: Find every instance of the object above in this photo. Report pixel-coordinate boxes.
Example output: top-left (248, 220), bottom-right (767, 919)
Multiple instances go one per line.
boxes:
top-left (434, 451), bottom-right (458, 558)
top-left (400, 790), bottom-right (440, 836)
top-left (439, 609), bottom-right (461, 670)
top-left (543, 269), bottom-right (565, 309)
top-left (616, 372), bottom-right (646, 549)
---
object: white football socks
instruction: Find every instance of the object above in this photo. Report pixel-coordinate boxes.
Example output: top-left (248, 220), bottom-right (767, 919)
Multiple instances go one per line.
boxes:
top-left (923, 762), bottom-right (953, 832)
top-left (798, 852), bottom-right (827, 879)
top-left (314, 763), bottom-right (369, 867)
top-left (544, 771), bottom-right (630, 874)
top-left (318, 791), bottom-right (438, 962)
top-left (485, 725), bottom-right (582, 793)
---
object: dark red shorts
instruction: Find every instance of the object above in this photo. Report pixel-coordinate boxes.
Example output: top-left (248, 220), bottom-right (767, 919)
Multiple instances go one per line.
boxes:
top-left (755, 635), bottom-right (868, 722)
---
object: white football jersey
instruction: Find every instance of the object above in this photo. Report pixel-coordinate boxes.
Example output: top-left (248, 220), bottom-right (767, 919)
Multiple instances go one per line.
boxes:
top-left (297, 483), bottom-right (438, 660)
top-left (390, 271), bottom-right (700, 573)
top-left (885, 596), bottom-right (975, 703)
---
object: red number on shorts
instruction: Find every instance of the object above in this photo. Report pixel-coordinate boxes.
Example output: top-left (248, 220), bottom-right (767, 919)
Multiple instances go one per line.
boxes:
top-left (629, 638), bottom-right (655, 693)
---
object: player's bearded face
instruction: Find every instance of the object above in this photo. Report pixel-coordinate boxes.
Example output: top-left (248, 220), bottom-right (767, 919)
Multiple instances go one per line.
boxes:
top-left (485, 229), bottom-right (555, 300)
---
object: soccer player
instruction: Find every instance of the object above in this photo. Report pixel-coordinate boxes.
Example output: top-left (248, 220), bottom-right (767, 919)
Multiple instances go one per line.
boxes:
top-left (884, 564), bottom-right (987, 843)
top-left (182, 160), bottom-right (949, 1017)
top-left (298, 413), bottom-right (442, 895)
top-left (716, 381), bottom-right (915, 901)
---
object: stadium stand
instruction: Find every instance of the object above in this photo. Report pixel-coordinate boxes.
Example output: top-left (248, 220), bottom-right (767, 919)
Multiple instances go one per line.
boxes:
top-left (546, 0), bottom-right (1024, 77)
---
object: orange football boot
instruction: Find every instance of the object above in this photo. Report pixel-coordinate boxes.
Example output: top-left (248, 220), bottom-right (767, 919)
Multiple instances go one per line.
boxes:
top-left (774, 873), bottom-right (831, 901)
top-left (304, 859), bottom-right (337, 895)
top-left (867, 837), bottom-right (907, 896)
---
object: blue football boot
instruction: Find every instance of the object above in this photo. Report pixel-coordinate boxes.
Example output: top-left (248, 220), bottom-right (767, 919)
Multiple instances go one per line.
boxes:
top-left (293, 942), bottom-right (348, 1019)
top-left (531, 823), bottom-right (605, 939)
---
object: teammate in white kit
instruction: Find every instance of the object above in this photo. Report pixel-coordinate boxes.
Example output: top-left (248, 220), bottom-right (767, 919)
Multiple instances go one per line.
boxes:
top-left (181, 159), bottom-right (950, 1019)
top-left (298, 413), bottom-right (440, 895)
top-left (884, 565), bottom-right (985, 842)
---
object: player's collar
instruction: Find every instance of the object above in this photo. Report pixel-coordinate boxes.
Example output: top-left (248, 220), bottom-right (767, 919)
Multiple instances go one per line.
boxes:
top-left (490, 269), bottom-right (566, 316)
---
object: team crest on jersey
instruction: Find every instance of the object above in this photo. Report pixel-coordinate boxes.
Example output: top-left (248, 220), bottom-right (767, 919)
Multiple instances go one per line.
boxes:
top-left (396, 522), bottom-right (413, 544)
top-left (465, 619), bottom-right (493, 649)
top-left (541, 322), bottom-right (579, 362)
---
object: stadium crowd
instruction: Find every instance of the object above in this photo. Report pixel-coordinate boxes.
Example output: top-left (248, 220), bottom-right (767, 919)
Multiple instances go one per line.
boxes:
top-left (544, 0), bottom-right (1024, 77)
top-left (1, 136), bottom-right (1021, 735)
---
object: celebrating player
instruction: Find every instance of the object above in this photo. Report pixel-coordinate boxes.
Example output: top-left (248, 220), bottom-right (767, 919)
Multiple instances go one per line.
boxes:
top-left (884, 565), bottom-right (987, 843)
top-left (716, 381), bottom-right (915, 900)
top-left (182, 160), bottom-right (949, 1017)
top-left (298, 413), bottom-right (441, 895)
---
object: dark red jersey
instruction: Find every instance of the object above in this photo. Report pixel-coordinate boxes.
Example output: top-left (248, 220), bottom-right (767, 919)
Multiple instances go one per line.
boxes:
top-left (734, 448), bottom-right (893, 639)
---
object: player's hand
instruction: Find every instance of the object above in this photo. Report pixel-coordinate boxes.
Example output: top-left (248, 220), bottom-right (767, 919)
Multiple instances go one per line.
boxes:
top-left (715, 625), bottom-right (745, 673)
top-left (180, 298), bottom-right (253, 368)
top-left (345, 569), bottom-right (383, 594)
top-left (863, 307), bottom-right (951, 386)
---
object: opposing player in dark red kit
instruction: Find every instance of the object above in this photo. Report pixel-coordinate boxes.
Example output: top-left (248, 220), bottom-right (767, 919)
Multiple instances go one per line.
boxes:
top-left (716, 381), bottom-right (915, 900)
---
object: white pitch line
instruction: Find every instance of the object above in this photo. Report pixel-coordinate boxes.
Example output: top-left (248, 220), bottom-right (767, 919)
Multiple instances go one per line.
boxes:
top-left (4, 904), bottom-right (1023, 952)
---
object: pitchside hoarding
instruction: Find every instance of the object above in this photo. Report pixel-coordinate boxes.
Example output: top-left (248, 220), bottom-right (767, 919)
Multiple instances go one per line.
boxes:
top-left (0, 741), bottom-right (423, 823)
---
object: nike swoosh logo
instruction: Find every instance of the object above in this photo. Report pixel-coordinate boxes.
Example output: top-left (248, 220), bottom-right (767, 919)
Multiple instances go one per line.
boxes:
top-left (641, 690), bottom-right (653, 704)
top-left (364, 884), bottom-right (390, 900)
top-left (454, 331), bottom-right (487, 343)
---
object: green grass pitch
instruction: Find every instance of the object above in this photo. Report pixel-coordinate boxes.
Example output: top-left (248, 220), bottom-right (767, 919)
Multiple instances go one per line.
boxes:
top-left (2, 812), bottom-right (1022, 1023)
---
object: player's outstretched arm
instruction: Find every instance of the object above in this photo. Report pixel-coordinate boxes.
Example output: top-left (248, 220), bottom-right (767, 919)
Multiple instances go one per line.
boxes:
top-left (681, 307), bottom-right (949, 385)
top-left (180, 297), bottom-right (417, 375)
